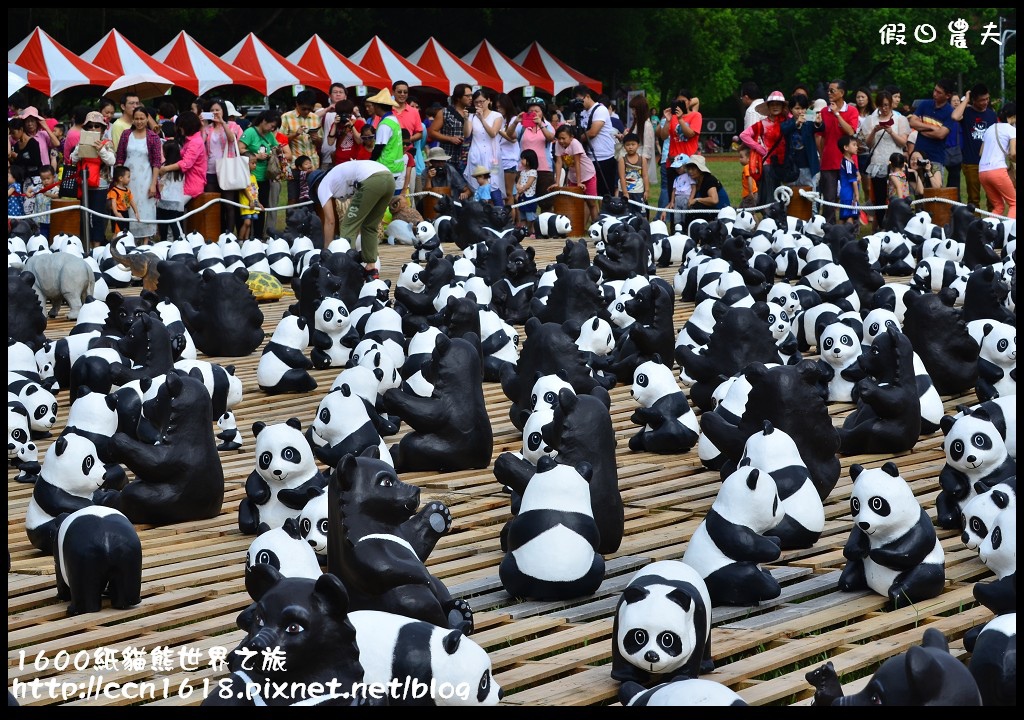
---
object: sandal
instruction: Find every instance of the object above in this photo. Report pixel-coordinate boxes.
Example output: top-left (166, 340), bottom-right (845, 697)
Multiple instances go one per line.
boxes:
top-left (364, 267), bottom-right (380, 280)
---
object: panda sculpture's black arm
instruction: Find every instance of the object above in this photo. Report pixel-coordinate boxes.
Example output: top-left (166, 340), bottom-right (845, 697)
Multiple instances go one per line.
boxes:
top-left (938, 465), bottom-right (970, 501)
top-left (852, 378), bottom-right (905, 417)
top-left (381, 388), bottom-right (445, 428)
top-left (868, 509), bottom-right (937, 569)
top-left (842, 525), bottom-right (871, 560)
top-left (973, 573), bottom-right (1016, 615)
top-left (32, 479), bottom-right (96, 517)
top-left (975, 359), bottom-right (1004, 402)
top-left (277, 476), bottom-right (329, 511)
top-left (243, 471), bottom-right (272, 505)
top-left (480, 329), bottom-right (511, 358)
top-left (630, 406), bottom-right (668, 428)
top-left (704, 510), bottom-right (782, 563)
top-left (343, 536), bottom-right (439, 594)
top-left (492, 452), bottom-right (536, 499)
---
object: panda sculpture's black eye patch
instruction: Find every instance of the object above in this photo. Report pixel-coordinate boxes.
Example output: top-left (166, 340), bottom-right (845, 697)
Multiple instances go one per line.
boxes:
top-left (254, 549), bottom-right (281, 569)
top-left (319, 407), bottom-right (331, 423)
top-left (636, 373), bottom-right (648, 387)
top-left (323, 309), bottom-right (334, 321)
top-left (259, 451), bottom-right (273, 469)
top-left (868, 496), bottom-right (890, 516)
top-left (82, 456), bottom-right (95, 474)
top-left (281, 446), bottom-right (300, 463)
top-left (990, 527), bottom-right (1002, 550)
top-left (527, 432), bottom-right (543, 452)
top-left (35, 406), bottom-right (48, 420)
top-left (300, 518), bottom-right (312, 536)
top-left (623, 629), bottom-right (649, 655)
top-left (851, 497), bottom-right (860, 516)
top-left (657, 631), bottom-right (683, 657)
top-left (950, 439), bottom-right (965, 461)
top-left (969, 517), bottom-right (987, 538)
top-left (970, 433), bottom-right (992, 450)
top-left (544, 391), bottom-right (556, 404)
top-left (317, 519), bottom-right (328, 535)
top-left (12, 429), bottom-right (27, 443)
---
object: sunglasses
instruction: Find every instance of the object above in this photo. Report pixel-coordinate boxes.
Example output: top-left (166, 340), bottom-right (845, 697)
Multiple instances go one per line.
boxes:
top-left (84, 124), bottom-right (105, 130)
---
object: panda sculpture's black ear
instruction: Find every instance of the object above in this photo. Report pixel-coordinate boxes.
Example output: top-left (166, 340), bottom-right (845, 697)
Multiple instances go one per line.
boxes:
top-left (762, 420), bottom-right (774, 435)
top-left (286, 417), bottom-right (303, 432)
top-left (622, 586), bottom-right (650, 604)
top-left (666, 588), bottom-right (693, 611)
top-left (939, 415), bottom-right (957, 436)
top-left (165, 372), bottom-right (183, 398)
top-left (992, 489), bottom-right (1010, 509)
top-left (745, 468), bottom-right (760, 490)
top-left (281, 517), bottom-right (302, 540)
top-left (245, 563), bottom-right (284, 602)
top-left (881, 462), bottom-right (900, 478)
top-left (54, 436), bottom-right (68, 456)
top-left (558, 387), bottom-right (579, 413)
top-left (252, 421), bottom-right (267, 437)
top-left (359, 445), bottom-right (380, 460)
top-left (850, 464), bottom-right (864, 481)
top-left (442, 630), bottom-right (463, 655)
top-left (313, 573), bottom-right (350, 618)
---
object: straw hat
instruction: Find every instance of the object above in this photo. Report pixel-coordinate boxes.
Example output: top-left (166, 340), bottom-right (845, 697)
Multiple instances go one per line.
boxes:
top-left (426, 147), bottom-right (451, 162)
top-left (223, 100), bottom-right (243, 119)
top-left (20, 106), bottom-right (45, 123)
top-left (471, 165), bottom-right (491, 178)
top-left (754, 90), bottom-right (788, 116)
top-left (366, 89), bottom-right (397, 107)
top-left (684, 155), bottom-right (710, 174)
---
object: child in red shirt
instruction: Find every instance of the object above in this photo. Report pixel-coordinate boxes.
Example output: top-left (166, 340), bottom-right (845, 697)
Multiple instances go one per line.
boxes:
top-left (107, 165), bottom-right (139, 236)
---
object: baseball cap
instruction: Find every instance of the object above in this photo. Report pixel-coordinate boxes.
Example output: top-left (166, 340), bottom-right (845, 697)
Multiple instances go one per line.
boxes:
top-left (670, 153), bottom-right (691, 169)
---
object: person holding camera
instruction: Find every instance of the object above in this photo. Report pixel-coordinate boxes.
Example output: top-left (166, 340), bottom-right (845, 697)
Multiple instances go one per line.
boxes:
top-left (424, 146), bottom-right (471, 201)
top-left (324, 99), bottom-right (364, 167)
top-left (280, 89), bottom-right (323, 171)
top-left (572, 84), bottom-right (619, 198)
top-left (462, 89), bottom-right (503, 203)
top-left (656, 89), bottom-right (702, 214)
top-left (239, 109), bottom-right (282, 240)
top-left (858, 90), bottom-right (909, 230)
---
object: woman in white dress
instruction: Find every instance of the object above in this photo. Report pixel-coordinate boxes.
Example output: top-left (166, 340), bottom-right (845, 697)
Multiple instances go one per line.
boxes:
top-left (463, 89), bottom-right (503, 201)
top-left (114, 106), bottom-right (162, 241)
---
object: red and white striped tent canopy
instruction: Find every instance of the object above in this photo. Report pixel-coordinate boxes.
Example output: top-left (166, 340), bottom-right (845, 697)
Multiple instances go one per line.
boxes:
top-left (406, 37), bottom-right (502, 96)
top-left (286, 34), bottom-right (387, 94)
top-left (222, 33), bottom-right (327, 97)
top-left (514, 41), bottom-right (602, 96)
top-left (348, 36), bottom-right (446, 93)
top-left (81, 29), bottom-right (195, 98)
top-left (461, 40), bottom-right (550, 95)
top-left (8, 27), bottom-right (116, 96)
top-left (153, 31), bottom-right (264, 96)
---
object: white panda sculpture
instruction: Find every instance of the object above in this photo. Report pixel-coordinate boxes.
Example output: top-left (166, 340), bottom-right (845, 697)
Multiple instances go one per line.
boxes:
top-left (765, 305), bottom-right (801, 365)
top-left (739, 421), bottom-right (824, 550)
top-left (801, 260), bottom-right (860, 313)
top-left (363, 306), bottom-right (408, 371)
top-left (815, 320), bottom-right (864, 402)
top-left (628, 359), bottom-right (700, 454)
top-left (215, 411), bottom-right (243, 452)
top-left (610, 559), bottom-right (713, 685)
top-left (152, 298), bottom-right (197, 361)
top-left (952, 396), bottom-right (1016, 459)
top-left (172, 359), bottom-right (244, 421)
top-left (306, 385), bottom-right (392, 469)
top-left (245, 517), bottom-right (322, 580)
top-left (910, 257), bottom-right (970, 303)
top-left (7, 373), bottom-right (59, 439)
top-left (499, 456), bottom-right (605, 601)
top-left (309, 296), bottom-right (356, 370)
top-left (257, 314), bottom-right (317, 395)
top-left (978, 505), bottom-right (1016, 584)
top-left (976, 321), bottom-right (1016, 401)
top-left (349, 610), bottom-right (502, 706)
top-left (238, 418), bottom-right (328, 535)
top-left (297, 491), bottom-right (329, 562)
top-left (837, 462), bottom-right (946, 607)
top-left (682, 466), bottom-right (785, 607)
top-left (619, 679), bottom-right (747, 707)
top-left (8, 401), bottom-right (40, 482)
top-left (967, 613), bottom-right (1016, 707)
top-left (24, 433), bottom-right (117, 555)
top-left (960, 483), bottom-right (1016, 552)
top-left (675, 298), bottom-right (719, 351)
top-left (536, 212), bottom-right (572, 239)
top-left (265, 236), bottom-right (294, 283)
top-left (936, 406), bottom-right (1017, 530)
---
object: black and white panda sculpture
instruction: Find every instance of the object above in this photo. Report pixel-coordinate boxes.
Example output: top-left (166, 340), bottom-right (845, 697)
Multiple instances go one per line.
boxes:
top-left (309, 296), bottom-right (355, 370)
top-left (978, 505), bottom-right (1016, 599)
top-left (215, 411), bottom-right (243, 452)
top-left (349, 610), bottom-right (502, 706)
top-left (238, 419), bottom-right (328, 536)
top-left (976, 321), bottom-right (1016, 401)
top-left (305, 385), bottom-right (392, 469)
top-left (815, 320), bottom-right (864, 403)
top-left (244, 517), bottom-right (323, 580)
top-left (172, 359), bottom-right (244, 423)
top-left (628, 359), bottom-right (700, 454)
top-left (297, 491), bottom-right (329, 563)
top-left (960, 482), bottom-right (1015, 553)
top-left (619, 679), bottom-right (747, 707)
top-left (936, 406), bottom-right (1017, 529)
top-left (257, 314), bottom-right (317, 395)
top-left (8, 400), bottom-right (40, 482)
top-left (536, 212), bottom-right (572, 239)
top-left (682, 466), bottom-right (784, 607)
top-left (53, 506), bottom-right (142, 615)
top-left (25, 433), bottom-right (120, 555)
top-left (837, 462), bottom-right (946, 608)
top-left (967, 613), bottom-right (1016, 707)
top-left (7, 373), bottom-right (59, 439)
top-left (739, 421), bottom-right (824, 550)
top-left (499, 456), bottom-right (605, 601)
top-left (610, 559), bottom-right (713, 685)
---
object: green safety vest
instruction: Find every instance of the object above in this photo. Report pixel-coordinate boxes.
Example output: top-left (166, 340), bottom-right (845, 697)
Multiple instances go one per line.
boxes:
top-left (377, 115), bottom-right (405, 176)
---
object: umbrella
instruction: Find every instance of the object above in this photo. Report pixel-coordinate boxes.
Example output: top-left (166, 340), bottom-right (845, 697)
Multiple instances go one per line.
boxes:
top-left (8, 62), bottom-right (29, 97)
top-left (153, 31), bottom-right (264, 96)
top-left (104, 73), bottom-right (174, 100)
top-left (8, 26), bottom-right (116, 96)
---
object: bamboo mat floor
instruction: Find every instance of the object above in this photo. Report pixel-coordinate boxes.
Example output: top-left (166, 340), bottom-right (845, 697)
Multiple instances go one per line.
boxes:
top-left (7, 239), bottom-right (994, 707)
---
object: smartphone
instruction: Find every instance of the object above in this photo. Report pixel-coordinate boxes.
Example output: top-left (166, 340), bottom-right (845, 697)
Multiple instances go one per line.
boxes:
top-left (201, 112), bottom-right (215, 121)
top-left (880, 118), bottom-right (894, 127)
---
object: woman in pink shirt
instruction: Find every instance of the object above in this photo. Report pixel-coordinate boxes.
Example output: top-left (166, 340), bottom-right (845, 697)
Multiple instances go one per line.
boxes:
top-left (508, 97), bottom-right (556, 211)
top-left (158, 111), bottom-right (208, 202)
top-left (201, 98), bottom-right (244, 236)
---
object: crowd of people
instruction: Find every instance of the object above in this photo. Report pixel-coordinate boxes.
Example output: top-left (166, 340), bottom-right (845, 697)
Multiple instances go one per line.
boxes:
top-left (8, 76), bottom-right (1017, 249)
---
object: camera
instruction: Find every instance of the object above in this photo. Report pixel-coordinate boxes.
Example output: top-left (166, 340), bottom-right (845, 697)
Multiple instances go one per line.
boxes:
top-left (566, 98), bottom-right (585, 116)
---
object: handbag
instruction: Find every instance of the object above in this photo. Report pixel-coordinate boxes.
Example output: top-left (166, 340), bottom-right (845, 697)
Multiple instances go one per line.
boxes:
top-left (215, 132), bottom-right (250, 191)
top-left (749, 123), bottom-right (785, 183)
top-left (770, 153), bottom-right (800, 185)
top-left (944, 144), bottom-right (963, 167)
top-left (266, 145), bottom-right (283, 182)
top-left (58, 163), bottom-right (79, 199)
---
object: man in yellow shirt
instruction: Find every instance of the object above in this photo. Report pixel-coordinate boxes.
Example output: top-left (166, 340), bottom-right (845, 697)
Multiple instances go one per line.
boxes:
top-left (280, 89), bottom-right (323, 170)
top-left (110, 92), bottom-right (141, 151)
